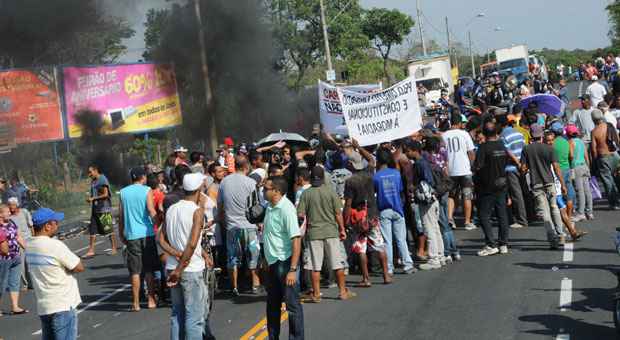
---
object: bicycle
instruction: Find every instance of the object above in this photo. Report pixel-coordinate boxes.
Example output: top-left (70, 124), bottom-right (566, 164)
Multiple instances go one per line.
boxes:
top-left (202, 226), bottom-right (222, 311)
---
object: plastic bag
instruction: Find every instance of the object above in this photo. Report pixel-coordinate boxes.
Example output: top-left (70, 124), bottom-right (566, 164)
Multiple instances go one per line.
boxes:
top-left (590, 176), bottom-right (602, 200)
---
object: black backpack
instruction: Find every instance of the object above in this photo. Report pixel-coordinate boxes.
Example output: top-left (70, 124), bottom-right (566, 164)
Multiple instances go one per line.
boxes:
top-left (246, 189), bottom-right (265, 224)
top-left (430, 164), bottom-right (452, 197)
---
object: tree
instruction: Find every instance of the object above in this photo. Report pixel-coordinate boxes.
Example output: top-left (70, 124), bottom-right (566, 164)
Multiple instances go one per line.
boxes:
top-left (0, 0), bottom-right (134, 68)
top-left (268, 0), bottom-right (369, 89)
top-left (608, 1), bottom-right (620, 48)
top-left (362, 8), bottom-right (414, 84)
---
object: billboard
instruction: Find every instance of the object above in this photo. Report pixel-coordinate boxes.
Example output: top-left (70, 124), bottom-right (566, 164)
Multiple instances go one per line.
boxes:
top-left (0, 68), bottom-right (65, 143)
top-left (63, 63), bottom-right (182, 138)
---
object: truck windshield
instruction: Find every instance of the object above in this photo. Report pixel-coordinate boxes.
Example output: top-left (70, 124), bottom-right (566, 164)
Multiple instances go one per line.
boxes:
top-left (417, 78), bottom-right (443, 91)
top-left (499, 59), bottom-right (527, 71)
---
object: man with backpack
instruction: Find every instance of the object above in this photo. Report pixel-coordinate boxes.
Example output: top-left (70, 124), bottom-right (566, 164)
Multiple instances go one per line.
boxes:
top-left (404, 140), bottom-right (445, 270)
top-left (473, 122), bottom-right (513, 256)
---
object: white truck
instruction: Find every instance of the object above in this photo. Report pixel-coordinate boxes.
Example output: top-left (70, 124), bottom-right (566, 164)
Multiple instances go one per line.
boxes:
top-left (408, 54), bottom-right (453, 114)
top-left (495, 45), bottom-right (529, 83)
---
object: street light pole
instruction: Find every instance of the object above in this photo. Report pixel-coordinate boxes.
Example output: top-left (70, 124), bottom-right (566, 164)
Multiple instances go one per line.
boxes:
top-left (416, 0), bottom-right (427, 56)
top-left (319, 0), bottom-right (335, 83)
top-left (469, 30), bottom-right (476, 78)
top-left (445, 16), bottom-right (451, 62)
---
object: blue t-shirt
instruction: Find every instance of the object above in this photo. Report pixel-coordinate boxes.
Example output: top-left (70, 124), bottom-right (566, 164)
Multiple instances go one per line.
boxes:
top-left (120, 184), bottom-right (154, 241)
top-left (373, 168), bottom-right (404, 216)
top-left (501, 127), bottom-right (525, 173)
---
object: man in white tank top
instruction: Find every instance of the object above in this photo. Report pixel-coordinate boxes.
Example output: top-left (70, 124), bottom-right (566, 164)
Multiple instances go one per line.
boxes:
top-left (163, 173), bottom-right (214, 340)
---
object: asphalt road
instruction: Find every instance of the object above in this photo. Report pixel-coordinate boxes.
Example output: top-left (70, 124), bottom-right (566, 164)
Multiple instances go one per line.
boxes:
top-left (0, 201), bottom-right (618, 340)
top-left (1, 80), bottom-right (618, 340)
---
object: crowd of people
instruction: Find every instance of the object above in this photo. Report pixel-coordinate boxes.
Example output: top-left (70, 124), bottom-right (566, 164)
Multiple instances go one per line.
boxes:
top-left (3, 57), bottom-right (620, 340)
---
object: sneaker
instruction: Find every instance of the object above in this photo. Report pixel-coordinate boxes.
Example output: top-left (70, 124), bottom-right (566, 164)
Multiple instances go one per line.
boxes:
top-left (586, 213), bottom-right (595, 220)
top-left (403, 266), bottom-right (417, 274)
top-left (418, 261), bottom-right (441, 270)
top-left (449, 219), bottom-right (457, 230)
top-left (571, 214), bottom-right (586, 223)
top-left (439, 257), bottom-right (447, 266)
top-left (612, 206), bottom-right (620, 211)
top-left (444, 256), bottom-right (453, 264)
top-left (451, 253), bottom-right (462, 261)
top-left (477, 246), bottom-right (499, 256)
top-left (510, 223), bottom-right (525, 229)
top-left (499, 245), bottom-right (509, 254)
top-left (464, 223), bottom-right (478, 231)
top-left (231, 288), bottom-right (240, 297)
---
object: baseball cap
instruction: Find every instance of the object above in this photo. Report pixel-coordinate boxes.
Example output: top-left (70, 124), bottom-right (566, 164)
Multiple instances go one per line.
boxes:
top-left (565, 124), bottom-right (579, 137)
top-left (598, 101), bottom-right (610, 109)
top-left (530, 124), bottom-right (544, 138)
top-left (250, 168), bottom-right (267, 182)
top-left (174, 145), bottom-right (188, 153)
top-left (592, 75), bottom-right (599, 81)
top-left (130, 167), bottom-right (147, 181)
top-left (348, 151), bottom-right (366, 171)
top-left (550, 121), bottom-right (564, 134)
top-left (32, 208), bottom-right (64, 227)
top-left (591, 109), bottom-right (605, 122)
top-left (183, 173), bottom-right (206, 191)
top-left (310, 166), bottom-right (325, 187)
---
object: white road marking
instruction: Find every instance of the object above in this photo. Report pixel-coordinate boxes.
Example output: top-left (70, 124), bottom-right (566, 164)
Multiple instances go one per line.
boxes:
top-left (32, 284), bottom-right (131, 336)
top-left (559, 278), bottom-right (572, 311)
top-left (93, 322), bottom-right (103, 328)
top-left (556, 334), bottom-right (570, 340)
top-left (72, 239), bottom-right (104, 254)
top-left (563, 242), bottom-right (574, 262)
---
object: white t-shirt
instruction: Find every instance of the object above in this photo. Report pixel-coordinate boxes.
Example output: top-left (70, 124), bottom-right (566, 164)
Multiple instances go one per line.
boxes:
top-left (442, 129), bottom-right (475, 176)
top-left (165, 200), bottom-right (205, 273)
top-left (586, 82), bottom-right (607, 107)
top-left (26, 236), bottom-right (82, 316)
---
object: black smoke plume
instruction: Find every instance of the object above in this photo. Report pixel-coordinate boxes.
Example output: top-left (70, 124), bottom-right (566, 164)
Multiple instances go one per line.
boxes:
top-left (74, 109), bottom-right (135, 186)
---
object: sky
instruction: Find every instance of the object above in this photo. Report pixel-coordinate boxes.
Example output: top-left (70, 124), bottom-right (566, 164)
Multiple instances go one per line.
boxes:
top-left (361, 0), bottom-right (612, 54)
top-left (117, 0), bottom-right (613, 63)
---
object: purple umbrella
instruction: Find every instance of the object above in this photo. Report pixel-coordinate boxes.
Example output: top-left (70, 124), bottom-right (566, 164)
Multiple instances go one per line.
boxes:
top-left (518, 94), bottom-right (565, 116)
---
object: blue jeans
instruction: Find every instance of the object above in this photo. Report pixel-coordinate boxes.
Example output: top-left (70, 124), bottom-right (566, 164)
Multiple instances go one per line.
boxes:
top-left (379, 209), bottom-right (413, 273)
top-left (598, 154), bottom-right (620, 207)
top-left (170, 271), bottom-right (213, 340)
top-left (40, 308), bottom-right (78, 340)
top-left (561, 169), bottom-right (576, 202)
top-left (0, 256), bottom-right (22, 297)
top-left (265, 257), bottom-right (304, 340)
top-left (438, 194), bottom-right (459, 256)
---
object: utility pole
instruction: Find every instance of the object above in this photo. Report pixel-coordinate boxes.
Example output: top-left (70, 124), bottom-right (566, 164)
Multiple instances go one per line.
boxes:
top-left (445, 16), bottom-right (451, 63)
top-left (194, 0), bottom-right (218, 155)
top-left (468, 30), bottom-right (475, 78)
top-left (416, 0), bottom-right (427, 56)
top-left (319, 0), bottom-right (335, 83)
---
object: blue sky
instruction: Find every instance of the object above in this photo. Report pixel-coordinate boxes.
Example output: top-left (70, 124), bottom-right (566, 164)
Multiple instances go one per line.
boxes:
top-left (360, 0), bottom-right (612, 53)
top-left (118, 0), bottom-right (613, 62)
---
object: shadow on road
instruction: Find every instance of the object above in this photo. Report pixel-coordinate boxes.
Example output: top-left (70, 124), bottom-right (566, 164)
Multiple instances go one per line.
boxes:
top-left (519, 314), bottom-right (616, 339)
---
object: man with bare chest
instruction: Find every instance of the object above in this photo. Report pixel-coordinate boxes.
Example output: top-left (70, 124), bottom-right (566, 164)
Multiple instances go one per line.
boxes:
top-left (591, 109), bottom-right (620, 209)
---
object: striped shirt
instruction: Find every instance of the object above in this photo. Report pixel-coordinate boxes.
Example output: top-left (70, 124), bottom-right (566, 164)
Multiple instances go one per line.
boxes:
top-left (501, 127), bottom-right (526, 173)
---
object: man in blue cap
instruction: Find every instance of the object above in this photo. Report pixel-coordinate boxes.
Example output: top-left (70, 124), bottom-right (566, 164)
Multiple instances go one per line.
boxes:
top-left (26, 208), bottom-right (84, 340)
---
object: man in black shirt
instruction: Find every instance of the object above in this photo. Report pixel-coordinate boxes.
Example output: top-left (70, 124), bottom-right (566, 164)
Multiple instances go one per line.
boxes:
top-left (473, 122), bottom-right (512, 256)
top-left (520, 124), bottom-right (568, 249)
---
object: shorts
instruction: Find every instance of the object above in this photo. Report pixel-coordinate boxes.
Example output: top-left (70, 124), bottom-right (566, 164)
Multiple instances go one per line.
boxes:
top-left (226, 228), bottom-right (260, 270)
top-left (0, 256), bottom-right (22, 294)
top-left (125, 236), bottom-right (159, 275)
top-left (303, 238), bottom-right (348, 271)
top-left (449, 175), bottom-right (474, 200)
top-left (350, 223), bottom-right (386, 254)
top-left (89, 212), bottom-right (113, 236)
top-left (561, 169), bottom-right (576, 202)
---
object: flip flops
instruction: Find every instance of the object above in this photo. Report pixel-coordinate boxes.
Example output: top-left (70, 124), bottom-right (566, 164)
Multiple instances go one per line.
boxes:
top-left (338, 289), bottom-right (357, 301)
top-left (9, 309), bottom-right (29, 315)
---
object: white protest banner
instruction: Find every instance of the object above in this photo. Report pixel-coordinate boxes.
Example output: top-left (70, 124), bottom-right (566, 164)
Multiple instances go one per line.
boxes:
top-left (318, 81), bottom-right (381, 135)
top-left (337, 75), bottom-right (422, 146)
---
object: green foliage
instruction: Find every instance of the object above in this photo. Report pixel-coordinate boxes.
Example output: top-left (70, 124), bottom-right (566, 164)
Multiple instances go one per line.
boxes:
top-left (608, 1), bottom-right (620, 48)
top-left (361, 8), bottom-right (414, 84)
